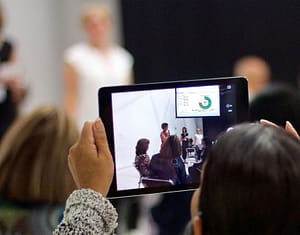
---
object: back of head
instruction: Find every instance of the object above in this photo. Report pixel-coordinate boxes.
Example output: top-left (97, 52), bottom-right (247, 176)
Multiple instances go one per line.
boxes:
top-left (199, 123), bottom-right (300, 235)
top-left (0, 106), bottom-right (79, 204)
top-left (250, 83), bottom-right (300, 133)
top-left (135, 138), bottom-right (149, 155)
top-left (160, 135), bottom-right (181, 159)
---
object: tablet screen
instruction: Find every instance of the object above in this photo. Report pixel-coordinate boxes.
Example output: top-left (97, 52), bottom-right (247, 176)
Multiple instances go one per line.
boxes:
top-left (99, 77), bottom-right (248, 198)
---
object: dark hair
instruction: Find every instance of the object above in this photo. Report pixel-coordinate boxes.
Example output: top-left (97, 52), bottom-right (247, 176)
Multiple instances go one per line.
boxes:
top-left (160, 135), bottom-right (181, 160)
top-left (250, 83), bottom-right (300, 133)
top-left (158, 135), bottom-right (182, 179)
top-left (135, 138), bottom-right (150, 155)
top-left (199, 123), bottom-right (300, 235)
top-left (161, 122), bottom-right (168, 129)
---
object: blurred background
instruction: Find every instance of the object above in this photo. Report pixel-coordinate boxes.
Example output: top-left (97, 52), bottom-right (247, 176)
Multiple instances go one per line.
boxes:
top-left (2, 0), bottom-right (300, 114)
top-left (2, 0), bottom-right (124, 113)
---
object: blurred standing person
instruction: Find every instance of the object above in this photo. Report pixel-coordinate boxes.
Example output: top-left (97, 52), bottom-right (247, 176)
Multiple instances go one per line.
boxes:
top-left (0, 4), bottom-right (26, 140)
top-left (160, 122), bottom-right (170, 148)
top-left (63, 4), bottom-right (134, 128)
top-left (233, 55), bottom-right (271, 101)
top-left (180, 126), bottom-right (189, 161)
top-left (194, 127), bottom-right (203, 160)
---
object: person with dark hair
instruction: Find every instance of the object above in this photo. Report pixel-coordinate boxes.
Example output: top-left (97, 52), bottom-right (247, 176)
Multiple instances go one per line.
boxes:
top-left (181, 126), bottom-right (189, 161)
top-left (188, 122), bottom-right (300, 235)
top-left (160, 122), bottom-right (170, 147)
top-left (134, 138), bottom-right (150, 178)
top-left (249, 82), bottom-right (300, 133)
top-left (149, 135), bottom-right (187, 185)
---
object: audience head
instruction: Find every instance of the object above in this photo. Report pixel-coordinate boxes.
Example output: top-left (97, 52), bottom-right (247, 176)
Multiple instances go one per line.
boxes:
top-left (0, 105), bottom-right (79, 203)
top-left (81, 4), bottom-right (112, 46)
top-left (191, 123), bottom-right (300, 235)
top-left (250, 82), bottom-right (300, 133)
top-left (160, 135), bottom-right (181, 160)
top-left (233, 55), bottom-right (271, 100)
top-left (135, 138), bottom-right (150, 155)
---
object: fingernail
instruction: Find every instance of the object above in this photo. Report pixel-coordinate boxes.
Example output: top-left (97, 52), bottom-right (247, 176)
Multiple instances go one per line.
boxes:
top-left (95, 119), bottom-right (102, 130)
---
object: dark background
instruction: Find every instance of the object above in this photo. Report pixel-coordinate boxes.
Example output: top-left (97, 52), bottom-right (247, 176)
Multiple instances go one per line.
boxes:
top-left (120, 0), bottom-right (300, 85)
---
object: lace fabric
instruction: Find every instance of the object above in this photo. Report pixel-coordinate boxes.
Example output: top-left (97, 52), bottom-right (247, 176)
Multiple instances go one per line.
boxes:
top-left (53, 188), bottom-right (118, 234)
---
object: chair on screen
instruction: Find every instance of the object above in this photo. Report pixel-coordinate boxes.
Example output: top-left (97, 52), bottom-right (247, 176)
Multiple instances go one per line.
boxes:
top-left (141, 177), bottom-right (174, 188)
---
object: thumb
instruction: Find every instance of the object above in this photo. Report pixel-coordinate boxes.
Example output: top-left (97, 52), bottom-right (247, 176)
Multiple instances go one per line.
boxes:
top-left (93, 119), bottom-right (111, 155)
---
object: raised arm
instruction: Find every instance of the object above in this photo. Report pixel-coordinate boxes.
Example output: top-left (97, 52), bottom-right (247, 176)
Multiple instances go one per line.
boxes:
top-left (53, 119), bottom-right (117, 234)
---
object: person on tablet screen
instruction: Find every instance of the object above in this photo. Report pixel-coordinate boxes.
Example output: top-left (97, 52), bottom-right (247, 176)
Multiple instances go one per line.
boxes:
top-left (134, 138), bottom-right (150, 178)
top-left (160, 122), bottom-right (170, 147)
top-left (194, 128), bottom-right (203, 160)
top-left (149, 135), bottom-right (188, 185)
top-left (181, 126), bottom-right (189, 161)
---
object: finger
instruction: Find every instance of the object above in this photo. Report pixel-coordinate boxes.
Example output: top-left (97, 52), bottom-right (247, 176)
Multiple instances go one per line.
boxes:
top-left (93, 118), bottom-right (110, 153)
top-left (259, 119), bottom-right (279, 128)
top-left (285, 121), bottom-right (300, 140)
top-left (68, 149), bottom-right (80, 188)
top-left (78, 121), bottom-right (94, 145)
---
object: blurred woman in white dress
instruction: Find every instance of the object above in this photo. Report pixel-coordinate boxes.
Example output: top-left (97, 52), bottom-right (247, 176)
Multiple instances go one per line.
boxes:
top-left (63, 4), bottom-right (134, 128)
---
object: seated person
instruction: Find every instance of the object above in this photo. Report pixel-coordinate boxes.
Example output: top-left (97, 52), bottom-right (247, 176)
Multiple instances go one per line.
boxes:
top-left (149, 135), bottom-right (188, 185)
top-left (0, 106), bottom-right (78, 234)
top-left (187, 121), bottom-right (300, 235)
top-left (134, 138), bottom-right (150, 177)
top-left (188, 162), bottom-right (202, 185)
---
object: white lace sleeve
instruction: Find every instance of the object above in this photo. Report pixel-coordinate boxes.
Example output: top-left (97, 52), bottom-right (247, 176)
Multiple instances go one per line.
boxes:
top-left (53, 188), bottom-right (118, 234)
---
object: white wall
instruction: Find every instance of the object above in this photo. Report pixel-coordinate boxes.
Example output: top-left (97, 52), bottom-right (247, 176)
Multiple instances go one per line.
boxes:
top-left (2, 0), bottom-right (122, 113)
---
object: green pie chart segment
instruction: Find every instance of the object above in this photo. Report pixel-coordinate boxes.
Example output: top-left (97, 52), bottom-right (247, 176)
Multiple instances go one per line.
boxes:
top-left (199, 96), bottom-right (212, 109)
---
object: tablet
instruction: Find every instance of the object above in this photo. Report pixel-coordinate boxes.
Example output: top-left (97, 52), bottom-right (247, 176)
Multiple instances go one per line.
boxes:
top-left (98, 76), bottom-right (249, 198)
